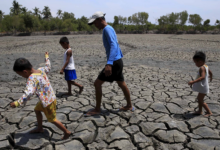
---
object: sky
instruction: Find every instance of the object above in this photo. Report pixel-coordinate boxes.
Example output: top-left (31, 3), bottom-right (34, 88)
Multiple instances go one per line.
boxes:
top-left (1, 0), bottom-right (220, 25)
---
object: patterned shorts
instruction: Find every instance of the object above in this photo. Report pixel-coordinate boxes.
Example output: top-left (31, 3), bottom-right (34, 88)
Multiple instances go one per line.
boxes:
top-left (34, 100), bottom-right (57, 122)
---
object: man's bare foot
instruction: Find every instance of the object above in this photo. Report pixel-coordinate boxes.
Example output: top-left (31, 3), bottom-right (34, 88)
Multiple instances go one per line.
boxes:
top-left (29, 128), bottom-right (44, 134)
top-left (119, 106), bottom-right (134, 111)
top-left (62, 131), bottom-right (71, 140)
top-left (62, 93), bottom-right (73, 96)
top-left (79, 86), bottom-right (84, 94)
top-left (85, 109), bottom-right (101, 116)
top-left (192, 111), bottom-right (202, 115)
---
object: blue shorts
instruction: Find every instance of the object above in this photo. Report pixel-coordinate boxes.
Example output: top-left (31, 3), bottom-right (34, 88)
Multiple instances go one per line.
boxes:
top-left (64, 69), bottom-right (77, 81)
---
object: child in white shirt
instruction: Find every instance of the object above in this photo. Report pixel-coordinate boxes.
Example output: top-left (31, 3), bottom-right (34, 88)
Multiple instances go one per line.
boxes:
top-left (59, 37), bottom-right (83, 96)
top-left (188, 51), bottom-right (213, 117)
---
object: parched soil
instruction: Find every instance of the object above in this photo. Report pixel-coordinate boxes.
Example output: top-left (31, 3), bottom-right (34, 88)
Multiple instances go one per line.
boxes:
top-left (0, 34), bottom-right (220, 150)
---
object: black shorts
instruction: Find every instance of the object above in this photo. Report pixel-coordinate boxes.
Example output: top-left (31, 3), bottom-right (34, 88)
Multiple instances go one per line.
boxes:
top-left (98, 59), bottom-right (124, 83)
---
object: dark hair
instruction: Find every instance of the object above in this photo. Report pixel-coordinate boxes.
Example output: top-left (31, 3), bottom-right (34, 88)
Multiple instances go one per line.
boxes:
top-left (59, 37), bottom-right (69, 44)
top-left (100, 16), bottom-right (105, 21)
top-left (193, 51), bottom-right (206, 62)
top-left (13, 58), bottom-right (32, 72)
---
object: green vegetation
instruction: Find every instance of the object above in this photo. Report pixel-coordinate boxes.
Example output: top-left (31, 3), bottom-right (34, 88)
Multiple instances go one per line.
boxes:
top-left (0, 0), bottom-right (219, 34)
top-left (216, 20), bottom-right (220, 30)
top-left (0, 0), bottom-right (95, 34)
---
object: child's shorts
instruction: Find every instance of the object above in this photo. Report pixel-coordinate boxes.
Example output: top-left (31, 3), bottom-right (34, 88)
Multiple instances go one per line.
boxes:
top-left (34, 100), bottom-right (57, 122)
top-left (64, 69), bottom-right (77, 81)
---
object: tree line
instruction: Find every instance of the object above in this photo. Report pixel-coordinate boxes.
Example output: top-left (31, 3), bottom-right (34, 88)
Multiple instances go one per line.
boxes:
top-left (112, 11), bottom-right (220, 33)
top-left (0, 0), bottom-right (220, 34)
top-left (0, 0), bottom-right (97, 34)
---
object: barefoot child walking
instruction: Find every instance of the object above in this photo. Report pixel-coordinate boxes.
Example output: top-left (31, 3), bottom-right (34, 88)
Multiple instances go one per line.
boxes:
top-left (59, 37), bottom-right (83, 96)
top-left (10, 52), bottom-right (71, 140)
top-left (188, 51), bottom-right (213, 117)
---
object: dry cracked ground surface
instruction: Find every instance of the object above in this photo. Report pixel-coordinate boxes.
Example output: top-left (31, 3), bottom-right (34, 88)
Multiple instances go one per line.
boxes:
top-left (0, 34), bottom-right (220, 150)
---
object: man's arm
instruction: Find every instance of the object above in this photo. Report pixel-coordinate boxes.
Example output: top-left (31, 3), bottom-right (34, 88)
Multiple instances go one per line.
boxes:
top-left (104, 28), bottom-right (118, 65)
top-left (10, 79), bottom-right (36, 107)
top-left (60, 50), bottom-right (72, 74)
top-left (103, 28), bottom-right (119, 76)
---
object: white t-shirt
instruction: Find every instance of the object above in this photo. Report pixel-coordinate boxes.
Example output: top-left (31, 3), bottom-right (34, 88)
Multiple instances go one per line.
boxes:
top-left (192, 65), bottom-right (209, 94)
top-left (63, 48), bottom-right (75, 70)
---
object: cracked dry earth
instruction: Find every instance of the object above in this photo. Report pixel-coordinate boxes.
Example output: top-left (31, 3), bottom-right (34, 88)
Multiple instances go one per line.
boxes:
top-left (0, 34), bottom-right (220, 150)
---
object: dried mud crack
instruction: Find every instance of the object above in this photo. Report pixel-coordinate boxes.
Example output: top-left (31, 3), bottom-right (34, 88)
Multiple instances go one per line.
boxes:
top-left (0, 34), bottom-right (220, 150)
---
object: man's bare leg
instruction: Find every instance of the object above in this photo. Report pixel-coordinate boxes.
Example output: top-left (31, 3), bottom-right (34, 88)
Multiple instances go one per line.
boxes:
top-left (86, 79), bottom-right (104, 115)
top-left (117, 81), bottom-right (133, 111)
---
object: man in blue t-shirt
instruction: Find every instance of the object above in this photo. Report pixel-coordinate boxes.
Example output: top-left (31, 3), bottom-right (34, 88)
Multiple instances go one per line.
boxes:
top-left (86, 11), bottom-right (134, 116)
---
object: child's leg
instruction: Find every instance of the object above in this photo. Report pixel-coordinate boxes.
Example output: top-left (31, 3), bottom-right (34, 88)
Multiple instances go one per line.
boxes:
top-left (46, 100), bottom-right (71, 140)
top-left (203, 103), bottom-right (212, 117)
top-left (70, 81), bottom-right (84, 94)
top-left (67, 80), bottom-right (72, 94)
top-left (195, 93), bottom-right (210, 115)
top-left (30, 110), bottom-right (44, 133)
top-left (195, 93), bottom-right (205, 115)
top-left (52, 120), bottom-right (71, 140)
top-left (62, 80), bottom-right (73, 96)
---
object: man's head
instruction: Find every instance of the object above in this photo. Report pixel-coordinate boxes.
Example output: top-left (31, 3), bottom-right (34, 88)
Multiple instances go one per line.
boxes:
top-left (59, 37), bottom-right (69, 49)
top-left (88, 11), bottom-right (106, 30)
top-left (193, 51), bottom-right (206, 67)
top-left (13, 58), bottom-right (33, 78)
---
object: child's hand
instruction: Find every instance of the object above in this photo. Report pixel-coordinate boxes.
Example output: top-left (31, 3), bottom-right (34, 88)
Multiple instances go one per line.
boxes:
top-left (10, 102), bottom-right (16, 108)
top-left (45, 52), bottom-right (49, 55)
top-left (188, 81), bottom-right (194, 86)
top-left (60, 69), bottom-right (64, 74)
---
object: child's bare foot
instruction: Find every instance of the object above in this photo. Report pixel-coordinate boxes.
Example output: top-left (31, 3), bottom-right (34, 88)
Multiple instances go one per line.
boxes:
top-left (204, 112), bottom-right (212, 117)
top-left (192, 111), bottom-right (202, 115)
top-left (62, 132), bottom-right (71, 140)
top-left (79, 86), bottom-right (84, 94)
top-left (29, 128), bottom-right (44, 134)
